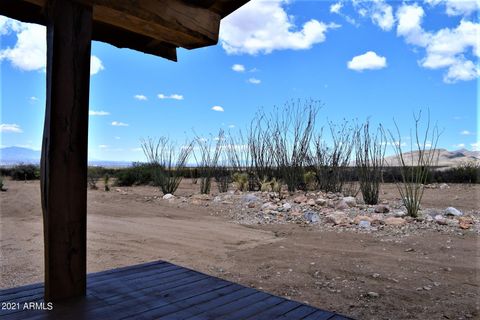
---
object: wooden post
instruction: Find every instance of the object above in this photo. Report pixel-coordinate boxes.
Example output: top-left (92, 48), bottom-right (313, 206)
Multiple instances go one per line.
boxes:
top-left (41, 0), bottom-right (92, 302)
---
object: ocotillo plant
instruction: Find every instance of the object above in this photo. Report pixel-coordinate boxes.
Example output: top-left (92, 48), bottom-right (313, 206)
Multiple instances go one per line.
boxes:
top-left (355, 121), bottom-right (386, 205)
top-left (388, 111), bottom-right (441, 217)
top-left (141, 137), bottom-right (193, 195)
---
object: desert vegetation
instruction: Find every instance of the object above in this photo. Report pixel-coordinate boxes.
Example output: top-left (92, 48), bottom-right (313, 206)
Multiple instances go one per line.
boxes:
top-left (1, 103), bottom-right (478, 206)
top-left (388, 112), bottom-right (442, 217)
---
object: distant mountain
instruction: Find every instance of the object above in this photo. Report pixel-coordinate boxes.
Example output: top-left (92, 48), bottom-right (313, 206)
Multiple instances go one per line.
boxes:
top-left (0, 147), bottom-right (133, 167)
top-left (385, 149), bottom-right (480, 167)
top-left (0, 147), bottom-right (41, 165)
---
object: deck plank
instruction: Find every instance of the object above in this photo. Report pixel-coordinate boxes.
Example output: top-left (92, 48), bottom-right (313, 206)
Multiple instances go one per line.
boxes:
top-left (0, 260), bottom-right (353, 320)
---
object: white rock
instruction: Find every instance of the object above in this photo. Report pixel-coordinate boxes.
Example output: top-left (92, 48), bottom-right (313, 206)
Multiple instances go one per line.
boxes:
top-left (282, 202), bottom-right (292, 210)
top-left (162, 193), bottom-right (175, 200)
top-left (444, 207), bottom-right (463, 217)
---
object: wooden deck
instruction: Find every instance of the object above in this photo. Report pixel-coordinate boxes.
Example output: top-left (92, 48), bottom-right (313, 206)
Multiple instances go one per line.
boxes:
top-left (0, 260), bottom-right (352, 320)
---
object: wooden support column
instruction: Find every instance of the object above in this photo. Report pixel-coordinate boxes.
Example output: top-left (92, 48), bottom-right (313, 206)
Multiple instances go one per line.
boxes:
top-left (41, 0), bottom-right (92, 302)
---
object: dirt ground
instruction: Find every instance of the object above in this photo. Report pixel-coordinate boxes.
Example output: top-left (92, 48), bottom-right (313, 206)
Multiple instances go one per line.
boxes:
top-left (0, 179), bottom-right (478, 320)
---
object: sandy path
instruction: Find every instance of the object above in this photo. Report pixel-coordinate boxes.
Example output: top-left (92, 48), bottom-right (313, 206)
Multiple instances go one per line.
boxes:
top-left (0, 181), bottom-right (277, 289)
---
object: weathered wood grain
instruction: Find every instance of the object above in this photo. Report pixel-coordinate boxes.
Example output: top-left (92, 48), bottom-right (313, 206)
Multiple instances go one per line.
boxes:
top-left (41, 0), bottom-right (92, 302)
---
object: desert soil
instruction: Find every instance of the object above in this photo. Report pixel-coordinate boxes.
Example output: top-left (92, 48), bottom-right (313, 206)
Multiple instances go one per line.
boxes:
top-left (0, 179), bottom-right (478, 320)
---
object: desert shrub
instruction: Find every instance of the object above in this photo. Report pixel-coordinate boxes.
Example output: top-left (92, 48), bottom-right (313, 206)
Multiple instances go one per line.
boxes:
top-left (114, 163), bottom-right (155, 186)
top-left (104, 174), bottom-right (110, 191)
top-left (248, 112), bottom-right (275, 190)
top-left (10, 164), bottom-right (39, 180)
top-left (0, 176), bottom-right (6, 191)
top-left (194, 131), bottom-right (223, 194)
top-left (433, 162), bottom-right (479, 183)
top-left (270, 100), bottom-right (319, 192)
top-left (355, 121), bottom-right (386, 204)
top-left (389, 111), bottom-right (441, 218)
top-left (87, 166), bottom-right (104, 190)
top-left (303, 171), bottom-right (317, 191)
top-left (311, 121), bottom-right (355, 193)
top-left (232, 172), bottom-right (248, 191)
top-left (141, 137), bottom-right (193, 195)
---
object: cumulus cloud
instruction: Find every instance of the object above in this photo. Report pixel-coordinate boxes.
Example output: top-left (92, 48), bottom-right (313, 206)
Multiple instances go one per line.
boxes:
top-left (232, 64), bottom-right (245, 72)
top-left (158, 93), bottom-right (184, 100)
top-left (134, 94), bottom-right (148, 101)
top-left (460, 130), bottom-right (474, 135)
top-left (0, 22), bottom-right (45, 71)
top-left (211, 106), bottom-right (224, 112)
top-left (353, 0), bottom-right (394, 31)
top-left (0, 18), bottom-right (104, 76)
top-left (248, 77), bottom-right (261, 84)
top-left (347, 51), bottom-right (387, 71)
top-left (471, 142), bottom-right (480, 151)
top-left (89, 110), bottom-right (110, 116)
top-left (330, 2), bottom-right (343, 14)
top-left (111, 121), bottom-right (129, 127)
top-left (0, 124), bottom-right (23, 133)
top-left (90, 56), bottom-right (104, 75)
top-left (220, 0), bottom-right (339, 55)
top-left (426, 0), bottom-right (479, 16)
top-left (396, 4), bottom-right (479, 83)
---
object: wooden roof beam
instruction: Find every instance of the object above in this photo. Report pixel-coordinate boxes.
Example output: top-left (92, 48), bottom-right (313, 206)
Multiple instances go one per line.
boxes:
top-left (8, 0), bottom-right (221, 49)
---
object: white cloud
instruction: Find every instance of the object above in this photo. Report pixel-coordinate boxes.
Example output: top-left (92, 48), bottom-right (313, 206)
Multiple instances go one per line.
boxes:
top-left (99, 145), bottom-right (108, 149)
top-left (158, 93), bottom-right (184, 100)
top-left (426, 0), bottom-right (479, 16)
top-left (0, 124), bottom-right (23, 133)
top-left (330, 2), bottom-right (343, 14)
top-left (453, 143), bottom-right (466, 148)
top-left (471, 142), bottom-right (480, 151)
top-left (232, 64), bottom-right (245, 72)
top-left (114, 136), bottom-right (121, 140)
top-left (211, 106), bottom-right (224, 112)
top-left (134, 94), bottom-right (148, 101)
top-left (111, 121), bottom-right (129, 127)
top-left (460, 130), bottom-right (474, 135)
top-left (29, 96), bottom-right (38, 102)
top-left (89, 110), bottom-right (110, 116)
top-left (248, 77), bottom-right (261, 84)
top-left (353, 0), bottom-right (394, 31)
top-left (347, 51), bottom-right (387, 71)
top-left (0, 22), bottom-right (45, 71)
top-left (228, 124), bottom-right (236, 128)
top-left (0, 19), bottom-right (103, 76)
top-left (396, 4), bottom-right (480, 83)
top-left (90, 56), bottom-right (104, 75)
top-left (220, 0), bottom-right (340, 55)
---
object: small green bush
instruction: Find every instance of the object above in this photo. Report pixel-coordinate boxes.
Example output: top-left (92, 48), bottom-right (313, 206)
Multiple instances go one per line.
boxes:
top-left (303, 171), bottom-right (317, 191)
top-left (233, 172), bottom-right (248, 191)
top-left (10, 164), bottom-right (39, 180)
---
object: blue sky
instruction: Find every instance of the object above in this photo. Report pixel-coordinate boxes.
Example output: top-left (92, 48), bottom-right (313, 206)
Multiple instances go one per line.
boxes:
top-left (1, 0), bottom-right (478, 161)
